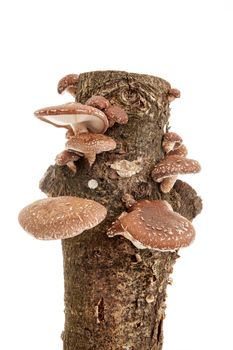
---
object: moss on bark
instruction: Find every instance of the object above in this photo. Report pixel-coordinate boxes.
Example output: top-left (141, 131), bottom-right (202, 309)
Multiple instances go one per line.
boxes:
top-left (40, 71), bottom-right (202, 350)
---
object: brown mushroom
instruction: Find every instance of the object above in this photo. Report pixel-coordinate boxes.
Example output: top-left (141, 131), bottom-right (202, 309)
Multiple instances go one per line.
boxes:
top-left (162, 132), bottom-right (183, 154)
top-left (65, 128), bottom-right (75, 139)
top-left (85, 96), bottom-right (128, 127)
top-left (168, 144), bottom-right (188, 157)
top-left (121, 193), bottom-right (137, 209)
top-left (85, 95), bottom-right (110, 110)
top-left (104, 105), bottom-right (128, 127)
top-left (107, 200), bottom-right (195, 251)
top-left (167, 88), bottom-right (181, 102)
top-left (57, 74), bottom-right (79, 96)
top-left (151, 155), bottom-right (201, 193)
top-left (66, 133), bottom-right (117, 166)
top-left (159, 176), bottom-right (178, 193)
top-left (18, 196), bottom-right (107, 240)
top-left (34, 102), bottom-right (109, 135)
top-left (55, 150), bottom-right (80, 173)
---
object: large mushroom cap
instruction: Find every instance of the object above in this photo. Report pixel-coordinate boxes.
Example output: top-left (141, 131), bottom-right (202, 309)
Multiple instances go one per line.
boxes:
top-left (18, 196), bottom-right (107, 240)
top-left (34, 102), bottom-right (109, 134)
top-left (151, 155), bottom-right (201, 182)
top-left (107, 200), bottom-right (195, 251)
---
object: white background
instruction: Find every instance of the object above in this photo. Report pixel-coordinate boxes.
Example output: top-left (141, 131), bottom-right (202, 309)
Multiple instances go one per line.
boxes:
top-left (0, 0), bottom-right (232, 349)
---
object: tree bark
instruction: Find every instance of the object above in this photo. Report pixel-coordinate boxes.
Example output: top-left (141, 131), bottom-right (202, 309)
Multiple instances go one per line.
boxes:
top-left (39, 71), bottom-right (202, 350)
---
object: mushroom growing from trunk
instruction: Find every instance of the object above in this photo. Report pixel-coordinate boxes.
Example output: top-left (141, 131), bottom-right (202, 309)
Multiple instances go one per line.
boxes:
top-left (107, 200), bottom-right (195, 251)
top-left (86, 95), bottom-right (128, 127)
top-left (34, 102), bottom-right (109, 135)
top-left (168, 144), bottom-right (188, 157)
top-left (85, 95), bottom-right (110, 110)
top-left (151, 155), bottom-right (201, 193)
top-left (55, 150), bottom-right (80, 173)
top-left (65, 133), bottom-right (117, 166)
top-left (162, 132), bottom-right (183, 154)
top-left (167, 88), bottom-right (181, 102)
top-left (18, 196), bottom-right (107, 240)
top-left (104, 105), bottom-right (128, 127)
top-left (57, 74), bottom-right (79, 96)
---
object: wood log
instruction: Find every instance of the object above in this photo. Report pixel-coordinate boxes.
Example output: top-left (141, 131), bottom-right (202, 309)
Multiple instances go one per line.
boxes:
top-left (40, 71), bottom-right (202, 350)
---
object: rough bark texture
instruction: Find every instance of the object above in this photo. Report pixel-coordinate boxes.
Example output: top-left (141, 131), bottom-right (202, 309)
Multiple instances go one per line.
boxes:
top-left (40, 71), bottom-right (202, 350)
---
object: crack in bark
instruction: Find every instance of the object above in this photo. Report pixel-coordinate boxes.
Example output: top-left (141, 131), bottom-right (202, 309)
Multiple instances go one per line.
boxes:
top-left (95, 297), bottom-right (105, 324)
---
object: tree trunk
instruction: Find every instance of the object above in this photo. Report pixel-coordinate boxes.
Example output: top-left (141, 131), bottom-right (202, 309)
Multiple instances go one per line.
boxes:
top-left (39, 71), bottom-right (202, 350)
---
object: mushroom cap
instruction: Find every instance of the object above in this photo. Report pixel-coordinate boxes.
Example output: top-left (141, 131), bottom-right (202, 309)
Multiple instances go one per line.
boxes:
top-left (129, 199), bottom-right (172, 212)
top-left (104, 105), bottom-right (128, 125)
top-left (66, 133), bottom-right (117, 155)
top-left (160, 175), bottom-right (178, 193)
top-left (18, 196), bottom-right (107, 240)
top-left (168, 144), bottom-right (188, 157)
top-left (55, 150), bottom-right (80, 166)
top-left (85, 95), bottom-right (110, 110)
top-left (57, 74), bottom-right (79, 95)
top-left (162, 132), bottom-right (183, 153)
top-left (34, 102), bottom-right (109, 134)
top-left (167, 88), bottom-right (181, 101)
top-left (151, 155), bottom-right (201, 182)
top-left (107, 200), bottom-right (195, 251)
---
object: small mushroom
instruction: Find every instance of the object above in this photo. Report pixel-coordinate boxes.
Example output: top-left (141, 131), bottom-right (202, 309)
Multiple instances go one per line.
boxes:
top-left (121, 193), bottom-right (137, 209)
top-left (55, 150), bottom-right (80, 173)
top-left (162, 132), bottom-right (183, 154)
top-left (104, 105), bottom-right (128, 127)
top-left (34, 102), bottom-right (109, 135)
top-left (151, 155), bottom-right (201, 193)
top-left (85, 96), bottom-right (128, 128)
top-left (168, 144), bottom-right (188, 157)
top-left (66, 133), bottom-right (116, 166)
top-left (167, 88), bottom-right (181, 102)
top-left (107, 200), bottom-right (195, 251)
top-left (86, 95), bottom-right (110, 110)
top-left (57, 74), bottom-right (79, 96)
top-left (18, 196), bottom-right (107, 240)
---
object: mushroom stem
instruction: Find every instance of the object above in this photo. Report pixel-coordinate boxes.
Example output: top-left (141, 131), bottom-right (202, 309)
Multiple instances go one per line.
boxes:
top-left (160, 176), bottom-right (178, 193)
top-left (66, 161), bottom-right (78, 174)
top-left (72, 122), bottom-right (89, 135)
top-left (85, 151), bottom-right (96, 166)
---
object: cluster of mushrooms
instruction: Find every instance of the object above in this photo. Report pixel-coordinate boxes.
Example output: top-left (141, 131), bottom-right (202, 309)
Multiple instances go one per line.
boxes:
top-left (152, 131), bottom-right (201, 193)
top-left (18, 73), bottom-right (201, 253)
top-left (35, 74), bottom-right (128, 173)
